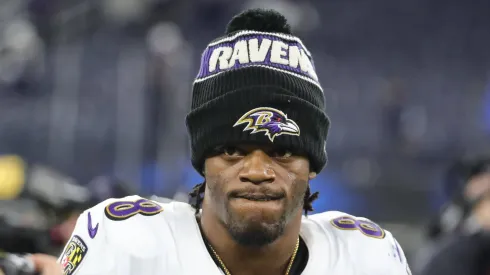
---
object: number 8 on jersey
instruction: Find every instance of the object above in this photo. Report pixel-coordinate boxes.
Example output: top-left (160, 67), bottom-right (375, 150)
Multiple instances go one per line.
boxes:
top-left (330, 216), bottom-right (385, 239)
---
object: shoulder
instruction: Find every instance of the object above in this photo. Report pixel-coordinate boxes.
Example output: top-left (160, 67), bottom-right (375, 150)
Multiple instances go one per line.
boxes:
top-left (62, 195), bottom-right (169, 253)
top-left (59, 195), bottom-right (193, 274)
top-left (308, 211), bottom-right (386, 239)
top-left (308, 211), bottom-right (411, 274)
top-left (100, 195), bottom-right (165, 221)
top-left (86, 195), bottom-right (185, 251)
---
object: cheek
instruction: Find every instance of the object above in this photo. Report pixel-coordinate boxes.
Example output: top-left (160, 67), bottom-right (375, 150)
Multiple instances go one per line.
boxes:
top-left (205, 177), bottom-right (224, 200)
top-left (280, 159), bottom-right (310, 185)
top-left (204, 157), bottom-right (240, 181)
top-left (285, 172), bottom-right (309, 196)
top-left (205, 171), bottom-right (234, 204)
top-left (285, 161), bottom-right (310, 183)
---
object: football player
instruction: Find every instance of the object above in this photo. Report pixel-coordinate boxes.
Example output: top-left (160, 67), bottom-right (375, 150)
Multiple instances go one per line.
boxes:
top-left (57, 9), bottom-right (411, 275)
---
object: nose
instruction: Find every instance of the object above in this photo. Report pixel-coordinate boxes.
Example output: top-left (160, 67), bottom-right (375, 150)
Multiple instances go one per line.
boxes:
top-left (239, 150), bottom-right (275, 184)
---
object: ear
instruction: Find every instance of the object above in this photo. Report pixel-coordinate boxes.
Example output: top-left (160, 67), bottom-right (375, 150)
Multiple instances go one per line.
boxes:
top-left (308, 172), bottom-right (317, 180)
top-left (202, 159), bottom-right (207, 175)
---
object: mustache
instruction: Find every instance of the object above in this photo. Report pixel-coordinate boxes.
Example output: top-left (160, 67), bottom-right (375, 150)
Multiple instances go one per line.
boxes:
top-left (229, 187), bottom-right (285, 200)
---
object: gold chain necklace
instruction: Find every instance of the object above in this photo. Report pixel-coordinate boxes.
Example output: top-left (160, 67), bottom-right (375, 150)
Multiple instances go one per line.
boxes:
top-left (208, 237), bottom-right (300, 275)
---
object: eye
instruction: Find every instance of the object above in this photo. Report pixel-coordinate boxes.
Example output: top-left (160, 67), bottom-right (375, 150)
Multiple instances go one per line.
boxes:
top-left (222, 146), bottom-right (244, 158)
top-left (270, 149), bottom-right (293, 159)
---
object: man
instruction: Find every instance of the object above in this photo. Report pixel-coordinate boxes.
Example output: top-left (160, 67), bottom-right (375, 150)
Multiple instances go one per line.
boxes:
top-left (57, 9), bottom-right (410, 275)
top-left (416, 158), bottom-right (490, 275)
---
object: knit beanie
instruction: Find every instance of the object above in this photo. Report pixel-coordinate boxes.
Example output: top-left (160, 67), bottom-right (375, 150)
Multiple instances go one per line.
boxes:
top-left (186, 9), bottom-right (330, 175)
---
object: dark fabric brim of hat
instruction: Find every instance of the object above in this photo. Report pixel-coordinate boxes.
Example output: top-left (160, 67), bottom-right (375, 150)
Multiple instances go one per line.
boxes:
top-left (186, 86), bottom-right (330, 175)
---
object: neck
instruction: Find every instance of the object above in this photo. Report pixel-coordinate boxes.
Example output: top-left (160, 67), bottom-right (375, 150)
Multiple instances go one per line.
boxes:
top-left (199, 208), bottom-right (302, 275)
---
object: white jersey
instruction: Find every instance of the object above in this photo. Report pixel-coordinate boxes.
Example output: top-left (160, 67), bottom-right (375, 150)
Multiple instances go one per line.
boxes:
top-left (59, 195), bottom-right (411, 275)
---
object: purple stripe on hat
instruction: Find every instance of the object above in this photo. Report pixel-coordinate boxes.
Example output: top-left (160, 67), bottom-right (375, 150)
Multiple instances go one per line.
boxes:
top-left (196, 33), bottom-right (318, 83)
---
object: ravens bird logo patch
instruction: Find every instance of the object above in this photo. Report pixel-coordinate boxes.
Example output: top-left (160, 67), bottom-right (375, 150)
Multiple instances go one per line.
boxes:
top-left (234, 107), bottom-right (300, 142)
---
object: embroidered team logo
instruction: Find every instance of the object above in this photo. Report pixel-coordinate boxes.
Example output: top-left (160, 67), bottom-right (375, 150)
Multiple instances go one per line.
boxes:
top-left (233, 107), bottom-right (300, 142)
top-left (60, 235), bottom-right (88, 275)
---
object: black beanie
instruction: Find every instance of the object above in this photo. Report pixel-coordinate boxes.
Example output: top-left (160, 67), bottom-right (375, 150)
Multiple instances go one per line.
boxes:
top-left (186, 9), bottom-right (330, 175)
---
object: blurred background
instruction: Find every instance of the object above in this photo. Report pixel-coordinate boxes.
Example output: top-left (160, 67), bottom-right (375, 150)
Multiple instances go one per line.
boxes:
top-left (1, 0), bottom-right (490, 267)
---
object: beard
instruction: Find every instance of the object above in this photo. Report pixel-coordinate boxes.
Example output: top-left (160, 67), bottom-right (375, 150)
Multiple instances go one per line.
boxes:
top-left (225, 207), bottom-right (286, 247)
top-left (215, 179), bottom-right (308, 247)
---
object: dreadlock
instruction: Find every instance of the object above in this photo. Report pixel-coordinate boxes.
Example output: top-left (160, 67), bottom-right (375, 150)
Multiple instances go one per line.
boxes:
top-left (189, 182), bottom-right (206, 215)
top-left (188, 182), bottom-right (319, 216)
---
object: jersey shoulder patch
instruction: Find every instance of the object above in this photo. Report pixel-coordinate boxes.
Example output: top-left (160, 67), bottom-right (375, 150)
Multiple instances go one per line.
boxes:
top-left (59, 235), bottom-right (88, 275)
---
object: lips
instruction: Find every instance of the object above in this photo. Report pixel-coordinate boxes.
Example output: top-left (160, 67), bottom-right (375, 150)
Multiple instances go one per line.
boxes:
top-left (233, 193), bottom-right (284, 201)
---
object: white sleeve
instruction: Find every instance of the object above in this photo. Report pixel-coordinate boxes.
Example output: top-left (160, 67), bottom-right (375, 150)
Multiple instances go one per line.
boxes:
top-left (343, 220), bottom-right (411, 275)
top-left (310, 212), bottom-right (412, 274)
top-left (376, 231), bottom-right (412, 275)
top-left (348, 228), bottom-right (411, 275)
top-left (57, 202), bottom-right (121, 275)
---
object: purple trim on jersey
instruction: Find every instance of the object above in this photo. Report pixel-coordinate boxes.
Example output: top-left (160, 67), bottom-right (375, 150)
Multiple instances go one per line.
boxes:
top-left (104, 198), bottom-right (163, 221)
top-left (394, 240), bottom-right (402, 263)
top-left (87, 212), bottom-right (99, 239)
top-left (196, 33), bottom-right (317, 82)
